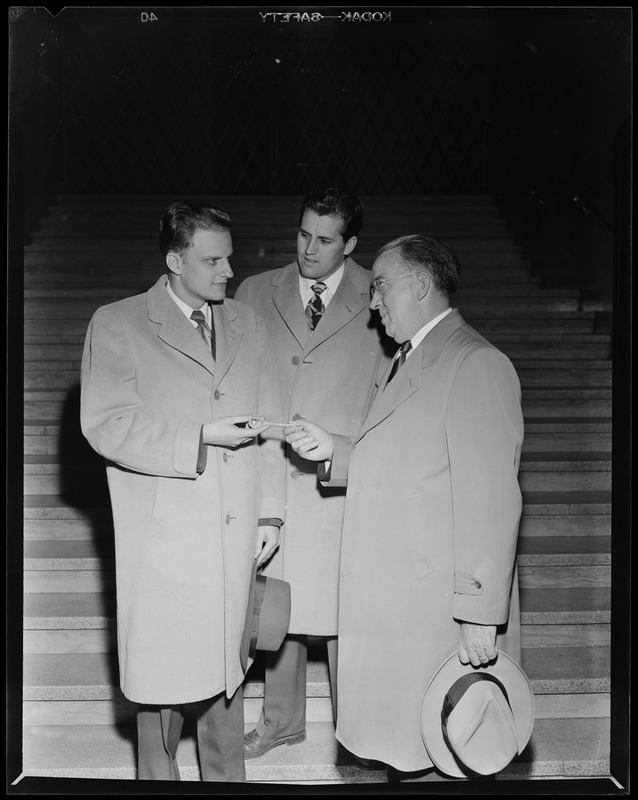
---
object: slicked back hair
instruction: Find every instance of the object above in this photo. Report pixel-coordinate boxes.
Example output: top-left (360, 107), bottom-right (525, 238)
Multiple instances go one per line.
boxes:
top-left (159, 201), bottom-right (231, 259)
top-left (377, 234), bottom-right (461, 299)
top-left (299, 187), bottom-right (363, 242)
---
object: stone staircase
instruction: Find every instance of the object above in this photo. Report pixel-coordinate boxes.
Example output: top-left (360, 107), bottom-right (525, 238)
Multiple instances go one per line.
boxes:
top-left (22, 195), bottom-right (611, 783)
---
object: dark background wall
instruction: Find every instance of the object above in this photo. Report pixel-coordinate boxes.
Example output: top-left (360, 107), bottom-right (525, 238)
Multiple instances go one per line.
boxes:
top-left (9, 6), bottom-right (631, 309)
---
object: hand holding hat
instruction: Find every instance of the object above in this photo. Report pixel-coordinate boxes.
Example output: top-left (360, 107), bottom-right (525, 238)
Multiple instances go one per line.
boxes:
top-left (420, 649), bottom-right (535, 778)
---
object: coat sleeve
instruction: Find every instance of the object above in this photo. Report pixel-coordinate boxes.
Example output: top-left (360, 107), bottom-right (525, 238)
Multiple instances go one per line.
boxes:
top-left (446, 346), bottom-right (524, 626)
top-left (254, 311), bottom-right (287, 523)
top-left (317, 434), bottom-right (354, 487)
top-left (80, 305), bottom-right (202, 478)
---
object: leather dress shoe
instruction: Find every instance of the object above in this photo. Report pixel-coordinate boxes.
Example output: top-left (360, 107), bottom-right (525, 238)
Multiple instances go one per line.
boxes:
top-left (353, 754), bottom-right (386, 770)
top-left (243, 728), bottom-right (306, 759)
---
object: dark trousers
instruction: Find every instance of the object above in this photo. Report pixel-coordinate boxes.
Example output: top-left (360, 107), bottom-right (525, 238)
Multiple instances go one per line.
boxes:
top-left (137, 687), bottom-right (245, 781)
top-left (256, 634), bottom-right (338, 737)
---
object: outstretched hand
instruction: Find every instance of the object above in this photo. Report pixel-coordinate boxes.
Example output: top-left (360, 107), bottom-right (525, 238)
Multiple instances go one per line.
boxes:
top-left (202, 415), bottom-right (270, 448)
top-left (284, 421), bottom-right (334, 462)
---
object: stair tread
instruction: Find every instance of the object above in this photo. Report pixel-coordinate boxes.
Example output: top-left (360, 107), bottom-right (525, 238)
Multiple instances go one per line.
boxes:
top-left (23, 644), bottom-right (610, 699)
top-left (21, 717), bottom-right (611, 781)
top-left (24, 535), bottom-right (611, 566)
top-left (24, 586), bottom-right (610, 628)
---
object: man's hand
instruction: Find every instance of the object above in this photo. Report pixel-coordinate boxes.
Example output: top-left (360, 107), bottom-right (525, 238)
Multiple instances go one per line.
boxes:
top-left (284, 421), bottom-right (334, 461)
top-left (255, 525), bottom-right (280, 567)
top-left (458, 622), bottom-right (498, 667)
top-left (202, 415), bottom-right (270, 448)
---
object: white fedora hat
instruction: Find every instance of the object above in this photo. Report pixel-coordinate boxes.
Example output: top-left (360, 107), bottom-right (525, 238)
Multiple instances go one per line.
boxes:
top-left (420, 650), bottom-right (535, 778)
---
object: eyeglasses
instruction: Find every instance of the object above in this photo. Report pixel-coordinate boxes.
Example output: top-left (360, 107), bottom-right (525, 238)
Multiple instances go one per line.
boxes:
top-left (370, 272), bottom-right (421, 298)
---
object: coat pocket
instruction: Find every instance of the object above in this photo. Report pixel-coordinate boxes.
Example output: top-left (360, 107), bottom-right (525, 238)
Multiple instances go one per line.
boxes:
top-left (405, 493), bottom-right (435, 580)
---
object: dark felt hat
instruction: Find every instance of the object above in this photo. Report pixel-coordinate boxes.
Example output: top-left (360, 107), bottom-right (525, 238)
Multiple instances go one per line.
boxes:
top-left (240, 561), bottom-right (291, 671)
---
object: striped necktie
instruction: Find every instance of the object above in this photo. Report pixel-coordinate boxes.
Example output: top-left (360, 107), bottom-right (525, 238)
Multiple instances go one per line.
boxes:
top-left (385, 340), bottom-right (412, 387)
top-left (305, 282), bottom-right (327, 332)
top-left (191, 307), bottom-right (215, 359)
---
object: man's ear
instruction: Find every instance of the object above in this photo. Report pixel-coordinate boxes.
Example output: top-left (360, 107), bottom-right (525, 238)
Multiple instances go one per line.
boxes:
top-left (344, 236), bottom-right (358, 257)
top-left (415, 271), bottom-right (430, 301)
top-left (166, 251), bottom-right (182, 276)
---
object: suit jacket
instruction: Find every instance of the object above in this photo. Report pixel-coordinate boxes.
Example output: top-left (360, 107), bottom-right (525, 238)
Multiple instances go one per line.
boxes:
top-left (324, 309), bottom-right (524, 771)
top-left (80, 275), bottom-right (285, 704)
top-left (235, 260), bottom-right (391, 634)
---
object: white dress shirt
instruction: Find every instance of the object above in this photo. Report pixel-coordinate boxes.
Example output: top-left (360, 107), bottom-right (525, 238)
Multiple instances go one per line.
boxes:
top-left (166, 280), bottom-right (213, 328)
top-left (298, 261), bottom-right (346, 310)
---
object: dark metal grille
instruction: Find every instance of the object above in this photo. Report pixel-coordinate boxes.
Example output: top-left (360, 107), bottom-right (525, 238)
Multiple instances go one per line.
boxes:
top-left (58, 10), bottom-right (489, 194)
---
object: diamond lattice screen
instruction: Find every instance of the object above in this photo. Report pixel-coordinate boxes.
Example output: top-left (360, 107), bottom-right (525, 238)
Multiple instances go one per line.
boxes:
top-left (59, 10), bottom-right (489, 194)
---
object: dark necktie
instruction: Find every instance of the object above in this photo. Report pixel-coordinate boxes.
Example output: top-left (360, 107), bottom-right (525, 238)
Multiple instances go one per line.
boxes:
top-left (385, 341), bottom-right (412, 387)
top-left (191, 307), bottom-right (215, 359)
top-left (305, 282), bottom-right (327, 332)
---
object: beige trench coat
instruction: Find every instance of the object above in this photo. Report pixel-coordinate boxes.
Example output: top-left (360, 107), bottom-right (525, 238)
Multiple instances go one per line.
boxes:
top-left (235, 260), bottom-right (391, 634)
top-left (80, 276), bottom-right (286, 704)
top-left (324, 309), bottom-right (524, 771)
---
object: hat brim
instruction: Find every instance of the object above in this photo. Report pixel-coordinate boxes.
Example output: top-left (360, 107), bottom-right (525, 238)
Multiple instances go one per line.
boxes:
top-left (420, 650), bottom-right (535, 778)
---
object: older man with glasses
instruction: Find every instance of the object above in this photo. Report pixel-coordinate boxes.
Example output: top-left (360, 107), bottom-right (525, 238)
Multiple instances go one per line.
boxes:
top-left (285, 234), bottom-right (525, 783)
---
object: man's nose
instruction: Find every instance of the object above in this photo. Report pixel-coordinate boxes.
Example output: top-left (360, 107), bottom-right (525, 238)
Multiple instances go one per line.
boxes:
top-left (370, 291), bottom-right (380, 311)
top-left (305, 237), bottom-right (318, 255)
top-left (220, 259), bottom-right (234, 278)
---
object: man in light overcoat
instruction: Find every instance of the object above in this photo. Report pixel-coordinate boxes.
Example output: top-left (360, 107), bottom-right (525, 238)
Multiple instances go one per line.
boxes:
top-left (234, 188), bottom-right (391, 758)
top-left (286, 234), bottom-right (524, 781)
top-left (80, 202), bottom-right (286, 781)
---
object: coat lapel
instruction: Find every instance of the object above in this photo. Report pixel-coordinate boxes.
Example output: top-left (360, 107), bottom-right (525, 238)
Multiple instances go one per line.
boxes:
top-left (272, 263), bottom-right (311, 348)
top-left (211, 301), bottom-right (243, 389)
top-left (305, 262), bottom-right (370, 355)
top-left (147, 276), bottom-right (217, 376)
top-left (358, 309), bottom-right (466, 440)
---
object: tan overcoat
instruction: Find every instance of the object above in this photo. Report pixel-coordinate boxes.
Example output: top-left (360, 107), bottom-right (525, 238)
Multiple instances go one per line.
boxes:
top-left (81, 276), bottom-right (286, 705)
top-left (324, 309), bottom-right (524, 771)
top-left (235, 260), bottom-right (391, 634)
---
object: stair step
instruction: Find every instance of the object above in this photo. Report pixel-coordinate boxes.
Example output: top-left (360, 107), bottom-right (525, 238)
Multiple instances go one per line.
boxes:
top-left (523, 418), bottom-right (611, 434)
top-left (24, 586), bottom-right (610, 629)
top-left (22, 644), bottom-right (610, 704)
top-left (23, 492), bottom-right (611, 521)
top-left (23, 535), bottom-right (610, 568)
top-left (519, 515), bottom-right (610, 537)
top-left (23, 564), bottom-right (610, 593)
top-left (519, 587), bottom-right (610, 623)
top-left (20, 716), bottom-right (611, 781)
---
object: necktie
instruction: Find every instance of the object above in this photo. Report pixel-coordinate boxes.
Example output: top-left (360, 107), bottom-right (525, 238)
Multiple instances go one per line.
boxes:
top-left (191, 308), bottom-right (215, 359)
top-left (305, 282), bottom-right (327, 332)
top-left (385, 341), bottom-right (412, 387)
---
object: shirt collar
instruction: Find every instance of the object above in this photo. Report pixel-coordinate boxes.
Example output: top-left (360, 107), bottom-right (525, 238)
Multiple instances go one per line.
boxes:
top-left (299, 260), bottom-right (346, 302)
top-left (406, 307), bottom-right (453, 355)
top-left (166, 279), bottom-right (212, 325)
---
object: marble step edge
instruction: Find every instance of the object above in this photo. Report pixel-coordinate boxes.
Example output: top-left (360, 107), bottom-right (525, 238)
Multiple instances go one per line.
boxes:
top-left (22, 453), bottom-right (614, 471)
top-left (19, 717), bottom-right (611, 781)
top-left (22, 552), bottom-right (612, 571)
top-left (22, 645), bottom-right (612, 700)
top-left (21, 493), bottom-right (614, 519)
top-left (22, 589), bottom-right (612, 629)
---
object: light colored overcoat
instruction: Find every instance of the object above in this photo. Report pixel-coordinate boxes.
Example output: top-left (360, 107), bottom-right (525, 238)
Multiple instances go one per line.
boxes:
top-left (81, 276), bottom-right (286, 705)
top-left (324, 309), bottom-right (524, 772)
top-left (235, 260), bottom-right (391, 634)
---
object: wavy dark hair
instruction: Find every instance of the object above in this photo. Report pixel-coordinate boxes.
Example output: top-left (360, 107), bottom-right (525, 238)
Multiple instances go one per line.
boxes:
top-left (159, 201), bottom-right (231, 258)
top-left (299, 187), bottom-right (363, 242)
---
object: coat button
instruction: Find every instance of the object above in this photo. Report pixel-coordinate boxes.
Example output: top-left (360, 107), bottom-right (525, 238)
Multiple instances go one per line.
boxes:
top-left (223, 453), bottom-right (228, 462)
top-left (291, 413), bottom-right (302, 421)
top-left (214, 389), bottom-right (221, 400)
top-left (291, 356), bottom-right (300, 365)
top-left (475, 580), bottom-right (482, 589)
top-left (226, 513), bottom-right (235, 525)
top-left (290, 469), bottom-right (300, 479)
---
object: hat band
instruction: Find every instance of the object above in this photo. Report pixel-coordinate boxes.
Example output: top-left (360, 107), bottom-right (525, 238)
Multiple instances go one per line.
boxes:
top-left (440, 672), bottom-right (512, 745)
